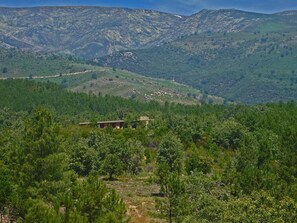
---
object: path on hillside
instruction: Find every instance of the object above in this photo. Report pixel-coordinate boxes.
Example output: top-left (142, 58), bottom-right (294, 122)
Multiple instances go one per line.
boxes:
top-left (0, 70), bottom-right (94, 80)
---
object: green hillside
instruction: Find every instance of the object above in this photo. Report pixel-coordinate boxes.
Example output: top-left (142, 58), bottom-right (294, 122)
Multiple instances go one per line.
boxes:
top-left (99, 23), bottom-right (297, 103)
top-left (0, 79), bottom-right (162, 120)
top-left (0, 47), bottom-right (222, 104)
top-left (0, 47), bottom-right (88, 78)
top-left (40, 67), bottom-right (223, 105)
top-left (2, 6), bottom-right (297, 223)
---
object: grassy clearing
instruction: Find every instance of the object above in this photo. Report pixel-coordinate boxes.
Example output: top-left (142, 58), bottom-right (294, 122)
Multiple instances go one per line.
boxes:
top-left (105, 176), bottom-right (164, 223)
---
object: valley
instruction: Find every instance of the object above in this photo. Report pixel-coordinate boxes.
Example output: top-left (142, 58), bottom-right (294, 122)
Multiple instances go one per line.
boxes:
top-left (1, 7), bottom-right (296, 103)
top-left (0, 46), bottom-right (221, 104)
top-left (99, 24), bottom-right (297, 103)
top-left (1, 5), bottom-right (297, 223)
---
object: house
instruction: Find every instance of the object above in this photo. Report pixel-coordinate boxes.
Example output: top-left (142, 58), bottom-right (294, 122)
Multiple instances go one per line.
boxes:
top-left (97, 120), bottom-right (125, 129)
top-left (139, 116), bottom-right (150, 126)
top-left (79, 116), bottom-right (152, 129)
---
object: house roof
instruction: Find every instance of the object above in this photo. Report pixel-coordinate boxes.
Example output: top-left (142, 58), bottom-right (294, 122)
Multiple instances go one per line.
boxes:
top-left (79, 117), bottom-right (152, 126)
top-left (97, 120), bottom-right (125, 124)
top-left (139, 116), bottom-right (150, 121)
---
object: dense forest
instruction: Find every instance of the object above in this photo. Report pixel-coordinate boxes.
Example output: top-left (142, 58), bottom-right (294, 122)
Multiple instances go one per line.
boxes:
top-left (0, 80), bottom-right (297, 222)
top-left (0, 47), bottom-right (88, 78)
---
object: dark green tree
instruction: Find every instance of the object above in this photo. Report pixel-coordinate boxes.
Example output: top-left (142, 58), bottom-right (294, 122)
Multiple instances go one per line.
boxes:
top-left (91, 73), bottom-right (97, 80)
top-left (120, 139), bottom-right (144, 174)
top-left (77, 175), bottom-right (127, 223)
top-left (156, 172), bottom-right (186, 223)
top-left (101, 154), bottom-right (123, 180)
top-left (185, 148), bottom-right (211, 175)
top-left (22, 107), bottom-right (65, 185)
top-left (157, 133), bottom-right (183, 174)
top-left (69, 140), bottom-right (97, 176)
top-left (0, 161), bottom-right (12, 221)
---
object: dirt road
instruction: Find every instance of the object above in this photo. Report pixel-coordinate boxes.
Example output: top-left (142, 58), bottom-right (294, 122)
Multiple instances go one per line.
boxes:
top-left (0, 70), bottom-right (94, 80)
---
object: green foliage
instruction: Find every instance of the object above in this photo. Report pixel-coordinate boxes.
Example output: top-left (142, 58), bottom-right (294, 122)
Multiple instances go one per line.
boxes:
top-left (156, 133), bottom-right (184, 201)
top-left (181, 172), bottom-right (228, 222)
top-left (0, 161), bottom-right (12, 216)
top-left (157, 133), bottom-right (183, 174)
top-left (22, 107), bottom-right (65, 185)
top-left (40, 66), bottom-right (212, 105)
top-left (172, 172), bottom-right (297, 223)
top-left (23, 199), bottom-right (63, 223)
top-left (211, 118), bottom-right (247, 149)
top-left (121, 139), bottom-right (145, 174)
top-left (68, 140), bottom-right (97, 176)
top-left (0, 79), bottom-right (164, 120)
top-left (101, 154), bottom-right (123, 180)
top-left (0, 47), bottom-right (85, 78)
top-left (185, 148), bottom-right (212, 175)
top-left (156, 173), bottom-right (186, 223)
top-left (1, 79), bottom-right (297, 222)
top-left (22, 175), bottom-right (128, 223)
top-left (223, 191), bottom-right (297, 223)
top-left (0, 107), bottom-right (128, 222)
top-left (76, 175), bottom-right (127, 222)
top-left (91, 73), bottom-right (97, 79)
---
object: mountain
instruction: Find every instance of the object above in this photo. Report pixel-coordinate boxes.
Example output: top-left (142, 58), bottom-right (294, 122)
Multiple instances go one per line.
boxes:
top-left (1, 6), bottom-right (297, 103)
top-left (1, 7), bottom-right (296, 59)
top-left (0, 6), bottom-right (183, 58)
top-left (97, 11), bottom-right (297, 104)
top-left (161, 9), bottom-right (274, 41)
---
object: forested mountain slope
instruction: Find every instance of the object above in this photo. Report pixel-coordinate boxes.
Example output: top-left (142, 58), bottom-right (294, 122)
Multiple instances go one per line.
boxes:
top-left (0, 79), bottom-right (162, 119)
top-left (99, 24), bottom-right (297, 103)
top-left (0, 47), bottom-right (88, 77)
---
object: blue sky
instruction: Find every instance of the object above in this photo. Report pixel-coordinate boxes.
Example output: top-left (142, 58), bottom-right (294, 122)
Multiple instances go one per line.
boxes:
top-left (1, 0), bottom-right (297, 15)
